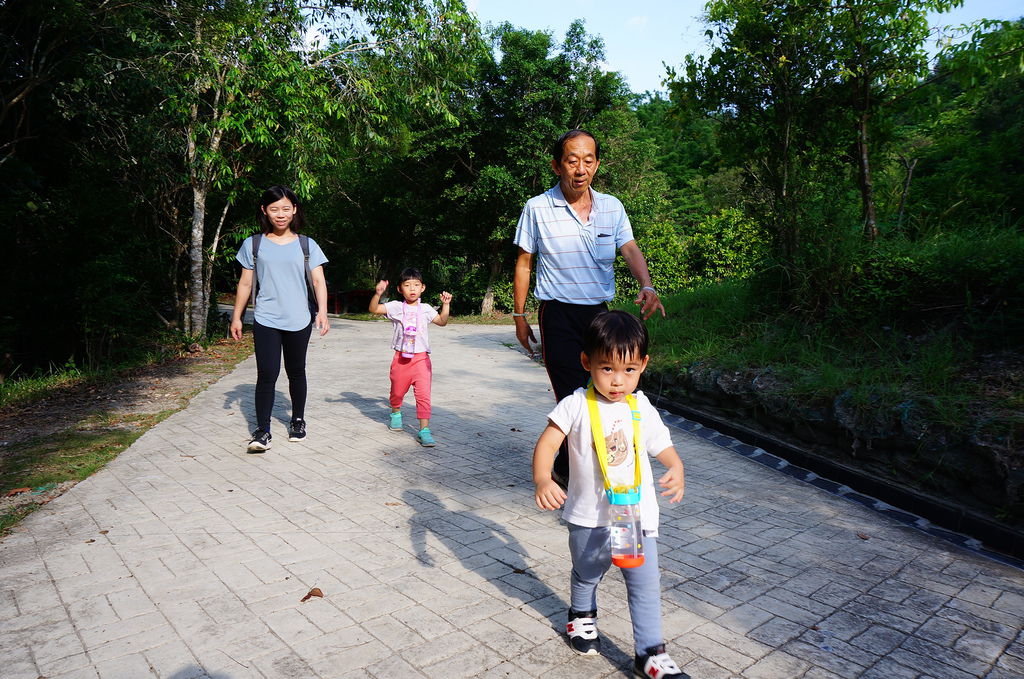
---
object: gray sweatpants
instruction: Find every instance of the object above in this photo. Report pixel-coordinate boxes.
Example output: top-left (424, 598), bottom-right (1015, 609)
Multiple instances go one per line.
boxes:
top-left (567, 523), bottom-right (663, 654)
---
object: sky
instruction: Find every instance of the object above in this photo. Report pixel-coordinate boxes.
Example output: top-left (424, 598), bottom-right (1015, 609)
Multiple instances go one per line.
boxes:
top-left (466, 0), bottom-right (1023, 95)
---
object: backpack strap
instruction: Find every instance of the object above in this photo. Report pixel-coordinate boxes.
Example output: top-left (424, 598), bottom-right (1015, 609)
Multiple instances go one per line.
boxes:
top-left (299, 235), bottom-right (317, 308)
top-left (249, 234), bottom-right (263, 309)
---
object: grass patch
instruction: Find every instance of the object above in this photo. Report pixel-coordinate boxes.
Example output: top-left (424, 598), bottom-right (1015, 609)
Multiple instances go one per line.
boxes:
top-left (0, 366), bottom-right (87, 410)
top-left (0, 504), bottom-right (38, 535)
top-left (0, 334), bottom-right (254, 536)
top-left (628, 275), bottom-right (1011, 433)
top-left (0, 330), bottom-right (254, 412)
top-left (0, 427), bottom-right (145, 494)
top-left (0, 425), bottom-right (153, 535)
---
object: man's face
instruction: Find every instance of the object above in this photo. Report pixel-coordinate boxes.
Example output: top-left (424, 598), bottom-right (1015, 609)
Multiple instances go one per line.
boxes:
top-left (552, 135), bottom-right (600, 198)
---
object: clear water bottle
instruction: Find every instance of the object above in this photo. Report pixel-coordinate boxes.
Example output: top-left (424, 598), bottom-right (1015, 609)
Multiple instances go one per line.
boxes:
top-left (608, 488), bottom-right (644, 568)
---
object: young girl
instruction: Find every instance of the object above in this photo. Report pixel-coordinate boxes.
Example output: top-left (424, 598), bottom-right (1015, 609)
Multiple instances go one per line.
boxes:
top-left (368, 268), bottom-right (451, 446)
top-left (230, 186), bottom-right (329, 452)
top-left (533, 310), bottom-right (689, 678)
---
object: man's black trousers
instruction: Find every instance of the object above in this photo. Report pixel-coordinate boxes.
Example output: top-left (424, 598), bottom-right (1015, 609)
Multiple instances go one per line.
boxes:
top-left (538, 300), bottom-right (608, 479)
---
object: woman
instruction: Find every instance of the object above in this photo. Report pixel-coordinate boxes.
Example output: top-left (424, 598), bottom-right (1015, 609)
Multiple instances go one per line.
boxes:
top-left (230, 186), bottom-right (329, 452)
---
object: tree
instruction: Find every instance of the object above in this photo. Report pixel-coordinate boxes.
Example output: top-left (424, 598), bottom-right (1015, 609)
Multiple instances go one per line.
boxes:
top-left (825, 0), bottom-right (963, 240)
top-left (69, 0), bottom-right (481, 337)
top-left (333, 20), bottom-right (629, 314)
top-left (668, 0), bottom-right (1004, 251)
top-left (670, 0), bottom-right (849, 260)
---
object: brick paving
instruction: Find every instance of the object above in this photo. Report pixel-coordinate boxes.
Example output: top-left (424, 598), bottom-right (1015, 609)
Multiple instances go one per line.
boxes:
top-left (1, 319), bottom-right (1021, 679)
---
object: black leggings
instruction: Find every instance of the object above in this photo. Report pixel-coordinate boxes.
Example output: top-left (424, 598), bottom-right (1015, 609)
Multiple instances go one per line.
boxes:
top-left (538, 300), bottom-right (608, 479)
top-left (252, 320), bottom-right (312, 431)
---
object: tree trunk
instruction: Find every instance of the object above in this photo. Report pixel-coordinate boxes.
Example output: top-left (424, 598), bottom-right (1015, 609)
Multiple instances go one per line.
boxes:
top-left (185, 185), bottom-right (207, 337)
top-left (857, 111), bottom-right (878, 241)
top-left (896, 154), bottom-right (917, 234)
top-left (480, 248), bottom-right (502, 315)
top-left (202, 200), bottom-right (231, 332)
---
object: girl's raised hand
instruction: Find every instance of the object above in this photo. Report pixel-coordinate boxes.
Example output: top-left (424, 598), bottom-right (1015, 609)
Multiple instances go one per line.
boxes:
top-left (439, 291), bottom-right (452, 304)
top-left (375, 279), bottom-right (388, 295)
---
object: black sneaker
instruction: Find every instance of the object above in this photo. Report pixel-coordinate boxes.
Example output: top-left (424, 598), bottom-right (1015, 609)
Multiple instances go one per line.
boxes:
top-left (566, 609), bottom-right (601, 656)
top-left (288, 418), bottom-right (307, 442)
top-left (634, 644), bottom-right (688, 678)
top-left (247, 429), bottom-right (272, 453)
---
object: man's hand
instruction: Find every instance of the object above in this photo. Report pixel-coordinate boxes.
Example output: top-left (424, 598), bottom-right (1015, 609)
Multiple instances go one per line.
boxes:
top-left (230, 319), bottom-right (243, 340)
top-left (535, 478), bottom-right (567, 510)
top-left (515, 316), bottom-right (538, 356)
top-left (635, 288), bottom-right (665, 320)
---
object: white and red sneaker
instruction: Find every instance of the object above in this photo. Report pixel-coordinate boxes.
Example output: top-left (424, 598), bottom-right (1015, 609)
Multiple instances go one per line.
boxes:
top-left (634, 643), bottom-right (689, 678)
top-left (566, 609), bottom-right (601, 656)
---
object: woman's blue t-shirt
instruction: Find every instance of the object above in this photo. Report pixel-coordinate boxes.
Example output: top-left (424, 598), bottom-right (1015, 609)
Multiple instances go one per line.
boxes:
top-left (236, 235), bottom-right (328, 331)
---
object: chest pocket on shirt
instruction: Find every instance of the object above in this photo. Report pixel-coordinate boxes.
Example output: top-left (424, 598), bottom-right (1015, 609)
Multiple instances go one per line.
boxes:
top-left (594, 232), bottom-right (616, 264)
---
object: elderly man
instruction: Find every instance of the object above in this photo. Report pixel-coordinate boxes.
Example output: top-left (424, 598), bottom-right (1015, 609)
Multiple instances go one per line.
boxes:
top-left (513, 129), bottom-right (665, 486)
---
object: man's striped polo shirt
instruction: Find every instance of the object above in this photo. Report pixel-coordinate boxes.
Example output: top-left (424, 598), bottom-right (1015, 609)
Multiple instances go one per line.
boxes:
top-left (514, 184), bottom-right (635, 304)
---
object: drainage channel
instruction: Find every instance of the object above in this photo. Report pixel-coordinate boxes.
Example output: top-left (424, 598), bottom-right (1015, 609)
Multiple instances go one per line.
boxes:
top-left (653, 397), bottom-right (1024, 570)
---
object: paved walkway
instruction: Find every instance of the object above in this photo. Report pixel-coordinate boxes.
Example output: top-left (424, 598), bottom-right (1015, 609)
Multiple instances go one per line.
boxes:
top-left (1, 320), bottom-right (1022, 679)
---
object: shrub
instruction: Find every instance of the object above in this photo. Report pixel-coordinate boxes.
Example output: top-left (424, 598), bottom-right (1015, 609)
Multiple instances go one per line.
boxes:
top-left (682, 208), bottom-right (770, 286)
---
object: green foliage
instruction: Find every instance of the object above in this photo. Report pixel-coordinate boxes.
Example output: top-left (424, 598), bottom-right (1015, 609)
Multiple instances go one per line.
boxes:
top-left (644, 267), bottom-right (1017, 444)
top-left (681, 208), bottom-right (770, 286)
top-left (308, 19), bottom-right (637, 313)
top-left (0, 362), bottom-right (82, 410)
top-left (2, 0), bottom-right (1022, 392)
top-left (891, 24), bottom-right (1024, 230)
top-left (748, 224), bottom-right (1024, 348)
top-left (613, 220), bottom-right (688, 302)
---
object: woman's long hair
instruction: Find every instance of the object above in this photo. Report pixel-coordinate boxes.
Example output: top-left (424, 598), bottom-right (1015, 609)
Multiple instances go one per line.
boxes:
top-left (256, 185), bottom-right (306, 234)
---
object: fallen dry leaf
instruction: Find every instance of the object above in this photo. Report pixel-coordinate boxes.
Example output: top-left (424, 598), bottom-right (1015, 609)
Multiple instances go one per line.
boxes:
top-left (300, 587), bottom-right (323, 602)
top-left (385, 502), bottom-right (402, 506)
top-left (6, 488), bottom-right (30, 497)
top-left (99, 530), bottom-right (109, 535)
top-left (856, 533), bottom-right (870, 540)
top-left (84, 539), bottom-right (95, 543)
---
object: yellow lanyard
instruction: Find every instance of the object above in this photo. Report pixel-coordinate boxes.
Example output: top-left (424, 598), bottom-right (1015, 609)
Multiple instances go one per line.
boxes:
top-left (586, 384), bottom-right (643, 493)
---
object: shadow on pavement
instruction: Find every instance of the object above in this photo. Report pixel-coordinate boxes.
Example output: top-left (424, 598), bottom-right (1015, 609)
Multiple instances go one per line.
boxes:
top-left (222, 382), bottom-right (298, 431)
top-left (168, 666), bottom-right (236, 679)
top-left (402, 489), bottom-right (633, 671)
top-left (329, 390), bottom-right (391, 424)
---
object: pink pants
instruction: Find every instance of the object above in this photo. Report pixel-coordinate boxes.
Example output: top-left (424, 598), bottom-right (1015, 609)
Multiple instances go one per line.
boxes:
top-left (389, 351), bottom-right (432, 419)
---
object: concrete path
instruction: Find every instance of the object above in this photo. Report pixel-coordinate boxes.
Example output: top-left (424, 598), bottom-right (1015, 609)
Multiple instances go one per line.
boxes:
top-left (1, 320), bottom-right (1022, 679)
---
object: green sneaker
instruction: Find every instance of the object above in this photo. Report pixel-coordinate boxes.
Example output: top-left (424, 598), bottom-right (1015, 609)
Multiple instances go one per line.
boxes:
top-left (388, 412), bottom-right (403, 431)
top-left (417, 427), bottom-right (436, 447)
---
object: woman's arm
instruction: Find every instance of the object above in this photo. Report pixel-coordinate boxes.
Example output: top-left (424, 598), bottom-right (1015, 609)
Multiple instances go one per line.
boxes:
top-left (311, 265), bottom-right (329, 336)
top-left (230, 268), bottom-right (254, 340)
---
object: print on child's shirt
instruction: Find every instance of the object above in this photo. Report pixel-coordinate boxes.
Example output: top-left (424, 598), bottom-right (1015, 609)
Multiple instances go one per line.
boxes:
top-left (596, 418), bottom-right (631, 467)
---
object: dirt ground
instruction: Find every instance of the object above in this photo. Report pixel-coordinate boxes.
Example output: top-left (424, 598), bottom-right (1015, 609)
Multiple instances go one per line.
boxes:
top-left (0, 337), bottom-right (253, 518)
